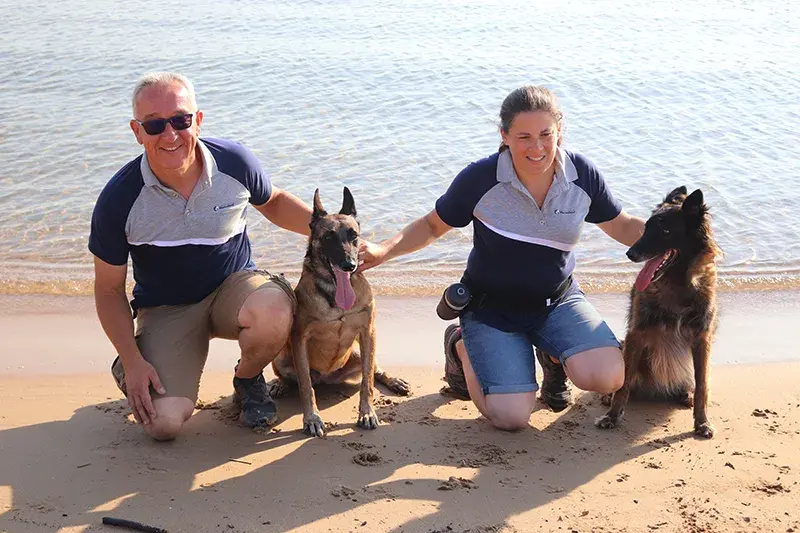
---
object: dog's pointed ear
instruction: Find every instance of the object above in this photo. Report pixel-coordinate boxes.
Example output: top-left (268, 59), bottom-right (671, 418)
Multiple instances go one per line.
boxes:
top-left (664, 186), bottom-right (688, 205)
top-left (339, 186), bottom-right (356, 218)
top-left (311, 188), bottom-right (327, 226)
top-left (681, 189), bottom-right (705, 217)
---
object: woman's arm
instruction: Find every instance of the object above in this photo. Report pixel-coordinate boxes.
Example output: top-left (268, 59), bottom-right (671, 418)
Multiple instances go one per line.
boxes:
top-left (597, 210), bottom-right (646, 247)
top-left (359, 209), bottom-right (452, 271)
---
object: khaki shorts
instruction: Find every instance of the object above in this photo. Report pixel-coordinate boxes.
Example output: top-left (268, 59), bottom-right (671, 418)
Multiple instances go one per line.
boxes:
top-left (112, 270), bottom-right (296, 403)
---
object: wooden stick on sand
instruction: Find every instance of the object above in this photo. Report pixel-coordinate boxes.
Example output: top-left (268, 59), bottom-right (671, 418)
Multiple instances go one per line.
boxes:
top-left (101, 516), bottom-right (168, 533)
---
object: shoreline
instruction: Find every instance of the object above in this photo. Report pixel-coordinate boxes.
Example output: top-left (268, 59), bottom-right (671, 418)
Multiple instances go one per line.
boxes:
top-left (3, 269), bottom-right (800, 298)
top-left (1, 288), bottom-right (799, 376)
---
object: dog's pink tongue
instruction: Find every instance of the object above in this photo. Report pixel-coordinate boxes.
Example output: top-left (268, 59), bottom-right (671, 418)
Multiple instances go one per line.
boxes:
top-left (332, 266), bottom-right (357, 310)
top-left (634, 253), bottom-right (667, 292)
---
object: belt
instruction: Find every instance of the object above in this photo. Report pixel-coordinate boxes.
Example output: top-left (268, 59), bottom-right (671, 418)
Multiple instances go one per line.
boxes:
top-left (465, 276), bottom-right (573, 312)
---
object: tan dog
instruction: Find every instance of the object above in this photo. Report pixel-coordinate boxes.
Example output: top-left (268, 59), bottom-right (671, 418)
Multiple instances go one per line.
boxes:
top-left (269, 187), bottom-right (409, 437)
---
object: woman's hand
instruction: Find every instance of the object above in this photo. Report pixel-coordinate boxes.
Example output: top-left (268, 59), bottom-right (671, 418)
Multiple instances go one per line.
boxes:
top-left (598, 210), bottom-right (645, 247)
top-left (357, 210), bottom-right (453, 272)
top-left (358, 239), bottom-right (388, 272)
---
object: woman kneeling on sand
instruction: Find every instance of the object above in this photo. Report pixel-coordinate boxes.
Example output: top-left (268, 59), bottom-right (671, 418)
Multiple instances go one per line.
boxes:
top-left (358, 85), bottom-right (645, 430)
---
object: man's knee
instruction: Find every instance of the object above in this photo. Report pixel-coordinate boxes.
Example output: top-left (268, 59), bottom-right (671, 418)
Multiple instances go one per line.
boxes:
top-left (238, 288), bottom-right (293, 350)
top-left (144, 415), bottom-right (185, 441)
top-left (143, 397), bottom-right (194, 441)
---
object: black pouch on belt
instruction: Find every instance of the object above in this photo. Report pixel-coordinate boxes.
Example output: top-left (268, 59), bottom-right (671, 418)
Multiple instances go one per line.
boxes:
top-left (465, 275), bottom-right (573, 312)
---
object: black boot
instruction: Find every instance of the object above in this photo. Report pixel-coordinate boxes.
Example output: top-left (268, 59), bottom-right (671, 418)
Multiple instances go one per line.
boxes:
top-left (233, 372), bottom-right (278, 427)
top-left (535, 348), bottom-right (572, 412)
top-left (443, 325), bottom-right (470, 400)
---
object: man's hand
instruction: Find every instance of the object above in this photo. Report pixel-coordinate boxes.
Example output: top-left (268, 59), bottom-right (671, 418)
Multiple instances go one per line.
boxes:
top-left (123, 357), bottom-right (166, 425)
top-left (358, 239), bottom-right (388, 272)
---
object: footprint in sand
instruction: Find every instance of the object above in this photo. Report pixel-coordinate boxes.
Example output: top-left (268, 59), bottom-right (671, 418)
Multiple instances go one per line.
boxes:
top-left (353, 451), bottom-right (385, 466)
top-left (438, 476), bottom-right (478, 491)
top-left (342, 441), bottom-right (374, 451)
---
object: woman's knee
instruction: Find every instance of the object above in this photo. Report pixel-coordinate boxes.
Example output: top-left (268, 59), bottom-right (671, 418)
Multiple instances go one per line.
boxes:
top-left (565, 347), bottom-right (624, 393)
top-left (486, 406), bottom-right (532, 431)
top-left (485, 394), bottom-right (536, 431)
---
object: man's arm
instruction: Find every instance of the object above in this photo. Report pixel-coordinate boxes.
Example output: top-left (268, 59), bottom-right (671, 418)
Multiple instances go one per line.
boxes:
top-left (253, 186), bottom-right (312, 237)
top-left (597, 210), bottom-right (646, 247)
top-left (94, 256), bottom-right (164, 424)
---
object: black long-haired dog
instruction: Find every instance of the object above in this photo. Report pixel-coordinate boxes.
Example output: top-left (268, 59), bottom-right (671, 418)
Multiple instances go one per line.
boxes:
top-left (596, 186), bottom-right (721, 438)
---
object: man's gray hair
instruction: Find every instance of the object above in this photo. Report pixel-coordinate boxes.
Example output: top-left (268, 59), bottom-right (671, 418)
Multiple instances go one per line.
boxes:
top-left (131, 72), bottom-right (197, 115)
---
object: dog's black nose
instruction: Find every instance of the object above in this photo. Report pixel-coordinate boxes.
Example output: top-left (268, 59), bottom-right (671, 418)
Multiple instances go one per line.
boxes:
top-left (626, 249), bottom-right (640, 262)
top-left (340, 259), bottom-right (357, 272)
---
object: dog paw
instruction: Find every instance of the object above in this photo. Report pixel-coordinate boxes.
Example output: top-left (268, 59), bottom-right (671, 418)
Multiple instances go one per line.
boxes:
top-left (357, 409), bottom-right (380, 430)
top-left (694, 421), bottom-right (715, 439)
top-left (303, 412), bottom-right (326, 437)
top-left (267, 378), bottom-right (292, 398)
top-left (675, 391), bottom-right (694, 409)
top-left (595, 413), bottom-right (619, 430)
top-left (386, 377), bottom-right (411, 396)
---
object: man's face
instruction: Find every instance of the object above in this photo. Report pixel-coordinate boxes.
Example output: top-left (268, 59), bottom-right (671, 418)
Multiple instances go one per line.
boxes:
top-left (130, 81), bottom-right (203, 177)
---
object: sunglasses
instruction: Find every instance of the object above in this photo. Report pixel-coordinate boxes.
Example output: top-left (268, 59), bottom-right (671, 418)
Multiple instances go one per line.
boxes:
top-left (135, 113), bottom-right (194, 135)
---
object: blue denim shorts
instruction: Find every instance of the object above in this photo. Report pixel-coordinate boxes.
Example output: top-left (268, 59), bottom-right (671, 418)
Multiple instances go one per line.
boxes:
top-left (458, 285), bottom-right (620, 396)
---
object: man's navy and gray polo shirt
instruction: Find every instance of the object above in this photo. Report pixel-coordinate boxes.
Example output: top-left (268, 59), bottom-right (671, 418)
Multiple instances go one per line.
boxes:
top-left (89, 138), bottom-right (270, 311)
top-left (435, 147), bottom-right (622, 303)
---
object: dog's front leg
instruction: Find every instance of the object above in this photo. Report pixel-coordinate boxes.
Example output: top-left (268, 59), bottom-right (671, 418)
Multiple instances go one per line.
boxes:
top-left (292, 330), bottom-right (325, 437)
top-left (374, 366), bottom-right (411, 396)
top-left (692, 332), bottom-right (714, 438)
top-left (356, 323), bottom-right (379, 429)
top-left (595, 382), bottom-right (632, 430)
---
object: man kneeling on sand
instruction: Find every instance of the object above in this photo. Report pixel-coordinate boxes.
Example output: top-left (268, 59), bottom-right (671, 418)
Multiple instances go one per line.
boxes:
top-left (89, 72), bottom-right (312, 440)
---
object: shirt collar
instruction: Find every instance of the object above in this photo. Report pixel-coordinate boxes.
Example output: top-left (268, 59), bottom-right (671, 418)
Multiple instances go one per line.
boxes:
top-left (558, 146), bottom-right (579, 183)
top-left (140, 139), bottom-right (216, 190)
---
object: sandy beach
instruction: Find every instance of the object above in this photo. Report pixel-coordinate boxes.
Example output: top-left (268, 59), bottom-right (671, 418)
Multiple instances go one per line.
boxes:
top-left (1, 292), bottom-right (799, 533)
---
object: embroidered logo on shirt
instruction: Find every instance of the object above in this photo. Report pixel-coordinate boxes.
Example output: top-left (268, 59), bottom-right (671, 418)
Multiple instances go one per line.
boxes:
top-left (554, 208), bottom-right (575, 215)
top-left (213, 203), bottom-right (236, 211)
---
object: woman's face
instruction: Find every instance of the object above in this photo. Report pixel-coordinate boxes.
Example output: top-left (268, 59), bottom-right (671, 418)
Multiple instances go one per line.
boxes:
top-left (501, 110), bottom-right (561, 179)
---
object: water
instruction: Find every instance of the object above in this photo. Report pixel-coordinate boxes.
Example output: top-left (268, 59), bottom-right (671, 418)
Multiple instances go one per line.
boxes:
top-left (1, 0), bottom-right (799, 296)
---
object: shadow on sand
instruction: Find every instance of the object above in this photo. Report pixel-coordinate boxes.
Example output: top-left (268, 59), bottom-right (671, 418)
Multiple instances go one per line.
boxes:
top-left (0, 379), bottom-right (701, 532)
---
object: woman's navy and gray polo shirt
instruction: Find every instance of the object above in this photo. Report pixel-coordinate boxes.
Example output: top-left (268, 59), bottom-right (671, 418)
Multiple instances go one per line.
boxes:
top-left (436, 147), bottom-right (621, 303)
top-left (436, 148), bottom-right (623, 393)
